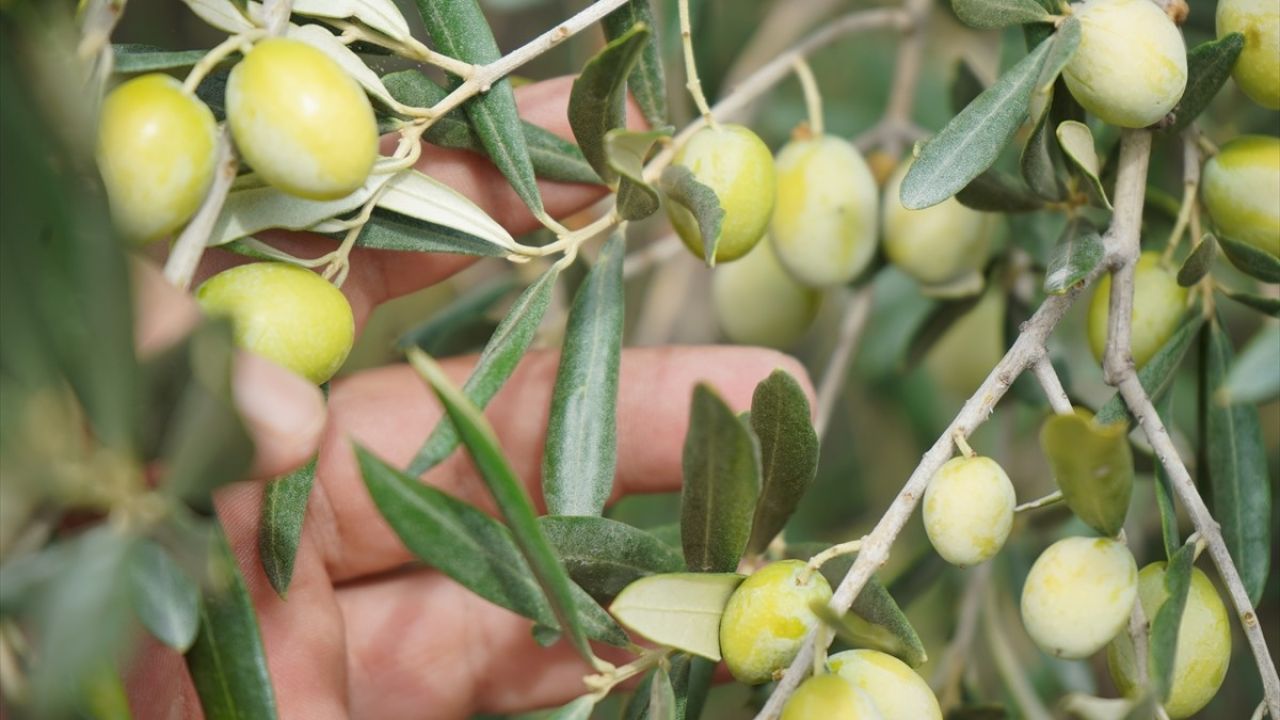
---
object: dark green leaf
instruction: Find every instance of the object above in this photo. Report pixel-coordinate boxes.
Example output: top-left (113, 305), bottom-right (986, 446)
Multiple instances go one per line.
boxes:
top-left (660, 165), bottom-right (724, 267)
top-left (951, 0), bottom-right (1053, 28)
top-left (902, 32), bottom-right (1054, 209)
top-left (1165, 33), bottom-right (1245, 135)
top-left (407, 350), bottom-right (605, 659)
top-left (354, 207), bottom-right (513, 257)
top-left (129, 540), bottom-right (200, 652)
top-left (1039, 408), bottom-right (1134, 536)
top-left (397, 277), bottom-right (517, 354)
top-left (946, 706), bottom-right (1008, 720)
top-left (1028, 16), bottom-right (1080, 128)
top-left (609, 573), bottom-right (744, 659)
top-left (680, 384), bottom-right (760, 572)
top-left (1222, 290), bottom-right (1280, 317)
top-left (113, 44), bottom-right (212, 73)
top-left (1020, 80), bottom-right (1071, 201)
top-left (406, 266), bottom-right (560, 476)
top-left (1056, 120), bottom-right (1110, 209)
top-left (1217, 233), bottom-right (1280, 283)
top-left (1153, 393), bottom-right (1181, 560)
top-left (956, 170), bottom-right (1046, 212)
top-left (603, 0), bottom-right (668, 127)
top-left (569, 23), bottom-right (650, 183)
top-left (905, 294), bottom-right (985, 370)
top-left (539, 515), bottom-right (685, 602)
top-left (951, 59), bottom-right (986, 115)
top-left (258, 457), bottom-right (316, 599)
top-left (1218, 324), bottom-right (1280, 405)
top-left (187, 529), bottom-right (278, 720)
top-left (1204, 315), bottom-right (1271, 606)
top-left (358, 446), bottom-right (628, 645)
top-left (1044, 225), bottom-right (1103, 294)
top-left (607, 127), bottom-right (672, 220)
top-left (1176, 234), bottom-right (1216, 287)
top-left (745, 370), bottom-right (818, 555)
top-left (1095, 313), bottom-right (1204, 426)
top-left (1149, 542), bottom-right (1195, 702)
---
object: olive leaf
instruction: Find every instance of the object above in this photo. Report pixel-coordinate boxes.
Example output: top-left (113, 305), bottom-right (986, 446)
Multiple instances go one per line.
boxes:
top-left (1221, 290), bottom-right (1280, 318)
top-left (1044, 221), bottom-right (1103, 295)
top-left (1094, 311), bottom-right (1204, 426)
top-left (607, 127), bottom-right (672, 220)
top-left (209, 172), bottom-right (393, 246)
top-left (1055, 120), bottom-right (1111, 209)
top-left (608, 573), bottom-right (744, 660)
top-left (1149, 541), bottom-right (1195, 702)
top-left (568, 22), bottom-right (651, 183)
top-left (286, 24), bottom-right (404, 111)
top-left (956, 170), bottom-right (1046, 212)
top-left (602, 0), bottom-right (667, 127)
top-left (660, 165), bottom-right (724, 267)
top-left (950, 59), bottom-right (986, 115)
top-left (539, 516), bottom-right (685, 603)
top-left (290, 0), bottom-right (413, 43)
top-left (745, 370), bottom-right (818, 555)
top-left (1216, 233), bottom-right (1280, 283)
top-left (349, 208), bottom-right (515, 257)
top-left (258, 457), bottom-right (316, 599)
top-left (1217, 324), bottom-right (1280, 406)
top-left (1153, 393), bottom-right (1181, 561)
top-left (951, 0), bottom-right (1053, 29)
top-left (129, 540), bottom-right (200, 652)
top-left (1165, 33), bottom-right (1244, 135)
top-left (182, 0), bottom-right (255, 33)
top-left (1039, 408), bottom-right (1134, 537)
top-left (1028, 17), bottom-right (1080, 125)
top-left (112, 45), bottom-right (211, 73)
top-left (1176, 234), bottom-right (1216, 287)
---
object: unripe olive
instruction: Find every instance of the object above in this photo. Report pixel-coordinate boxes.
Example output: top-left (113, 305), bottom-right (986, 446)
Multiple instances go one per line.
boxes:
top-left (719, 560), bottom-right (832, 685)
top-left (923, 456), bottom-right (1016, 567)
top-left (227, 38), bottom-right (378, 200)
top-left (1087, 252), bottom-right (1187, 369)
top-left (666, 124), bottom-right (776, 264)
top-left (712, 238), bottom-right (821, 348)
top-left (1020, 536), bottom-right (1138, 659)
top-left (770, 134), bottom-right (879, 287)
top-left (827, 649), bottom-right (942, 720)
top-left (196, 262), bottom-right (355, 384)
top-left (1217, 0), bottom-right (1280, 109)
top-left (780, 675), bottom-right (884, 720)
top-left (882, 160), bottom-right (991, 286)
top-left (1201, 135), bottom-right (1280, 257)
top-left (1106, 563), bottom-right (1231, 719)
top-left (1062, 0), bottom-right (1188, 128)
top-left (97, 74), bottom-right (217, 243)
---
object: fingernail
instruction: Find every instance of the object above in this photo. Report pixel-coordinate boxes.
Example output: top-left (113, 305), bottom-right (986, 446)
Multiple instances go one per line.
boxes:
top-left (233, 353), bottom-right (327, 477)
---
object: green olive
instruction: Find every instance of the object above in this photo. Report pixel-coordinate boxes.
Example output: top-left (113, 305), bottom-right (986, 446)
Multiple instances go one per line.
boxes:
top-left (1201, 135), bottom-right (1280, 257)
top-left (1107, 563), bottom-right (1232, 719)
top-left (719, 560), bottom-right (831, 685)
top-left (780, 674), bottom-right (884, 720)
top-left (227, 38), bottom-right (378, 200)
top-left (826, 649), bottom-right (942, 720)
top-left (96, 74), bottom-right (217, 243)
top-left (196, 262), bottom-right (355, 384)
top-left (1063, 0), bottom-right (1188, 128)
top-left (1217, 0), bottom-right (1280, 109)
top-left (923, 456), bottom-right (1016, 567)
top-left (712, 237), bottom-right (821, 348)
top-left (666, 124), bottom-right (776, 264)
top-left (1020, 537), bottom-right (1138, 659)
top-left (770, 134), bottom-right (879, 287)
top-left (1087, 252), bottom-right (1188, 369)
top-left (882, 159), bottom-right (991, 287)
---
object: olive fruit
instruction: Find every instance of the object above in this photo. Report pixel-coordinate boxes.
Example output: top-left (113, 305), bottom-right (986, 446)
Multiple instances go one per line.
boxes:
top-left (1087, 252), bottom-right (1187, 369)
top-left (712, 238), bottom-right (821, 348)
top-left (227, 38), bottom-right (378, 200)
top-left (1107, 563), bottom-right (1231, 719)
top-left (666, 124), bottom-right (776, 264)
top-left (882, 159), bottom-right (991, 287)
top-left (780, 674), bottom-right (884, 720)
top-left (1201, 135), bottom-right (1280, 257)
top-left (97, 74), bottom-right (217, 243)
top-left (771, 134), bottom-right (879, 287)
top-left (827, 649), bottom-right (942, 720)
top-left (719, 560), bottom-right (831, 685)
top-left (1217, 0), bottom-right (1280, 109)
top-left (1020, 537), bottom-right (1138, 659)
top-left (1062, 0), bottom-right (1188, 128)
top-left (923, 455), bottom-right (1016, 567)
top-left (196, 262), bottom-right (355, 384)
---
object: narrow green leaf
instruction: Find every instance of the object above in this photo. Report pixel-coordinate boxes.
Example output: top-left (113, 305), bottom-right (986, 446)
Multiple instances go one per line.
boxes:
top-left (660, 165), bottom-right (724, 267)
top-left (129, 540), bottom-right (200, 652)
top-left (1039, 408), bottom-right (1134, 536)
top-left (745, 370), bottom-right (818, 555)
top-left (1095, 313), bottom-right (1204, 426)
top-left (1204, 315), bottom-right (1271, 605)
top-left (569, 23), bottom-right (650, 183)
top-left (603, 0), bottom-right (668, 127)
top-left (415, 0), bottom-right (545, 215)
top-left (1028, 17), bottom-right (1080, 124)
top-left (1222, 290), bottom-right (1280, 318)
top-left (1176, 234), bottom-right (1216, 287)
top-left (1149, 542), bottom-right (1195, 702)
top-left (608, 573), bottom-right (744, 660)
top-left (951, 0), bottom-right (1053, 28)
top-left (951, 59), bottom-right (986, 115)
top-left (1218, 324), bottom-right (1280, 406)
top-left (351, 208), bottom-right (512, 257)
top-left (1021, 79), bottom-right (1074, 201)
top-left (187, 529), bottom-right (278, 720)
top-left (956, 169), bottom-right (1046, 212)
top-left (397, 277), bottom-right (517, 355)
top-left (902, 34), bottom-right (1053, 209)
top-left (1044, 224), bottom-right (1103, 294)
top-left (407, 349), bottom-right (601, 660)
top-left (1165, 33), bottom-right (1245, 135)
top-left (80, 661), bottom-right (134, 720)
top-left (607, 127), bottom-right (672, 221)
top-left (358, 446), bottom-right (628, 646)
top-left (1056, 120), bottom-right (1111, 209)
top-left (649, 665), bottom-right (677, 720)
top-left (112, 44), bottom-right (212, 73)
top-left (406, 266), bottom-right (559, 476)
top-left (680, 384), bottom-right (761, 572)
top-left (1217, 233), bottom-right (1280, 283)
top-left (258, 457), bottom-right (316, 599)
top-left (625, 654), bottom-right (701, 720)
top-left (547, 696), bottom-right (596, 720)
top-left (539, 516), bottom-right (685, 602)
top-left (1153, 393), bottom-right (1181, 561)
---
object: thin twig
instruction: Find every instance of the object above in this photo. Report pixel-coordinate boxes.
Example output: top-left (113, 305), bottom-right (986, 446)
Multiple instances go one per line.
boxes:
top-left (1101, 130), bottom-right (1154, 384)
top-left (676, 0), bottom-right (716, 125)
top-left (814, 288), bottom-right (874, 439)
top-left (163, 128), bottom-right (237, 289)
top-left (930, 563), bottom-right (989, 706)
top-left (983, 588), bottom-right (1055, 720)
top-left (1161, 131), bottom-right (1203, 265)
top-left (856, 0), bottom-right (930, 157)
top-left (1014, 490), bottom-right (1063, 513)
top-left (1032, 354), bottom-right (1073, 415)
top-left (623, 235), bottom-right (683, 280)
top-left (791, 57), bottom-right (823, 136)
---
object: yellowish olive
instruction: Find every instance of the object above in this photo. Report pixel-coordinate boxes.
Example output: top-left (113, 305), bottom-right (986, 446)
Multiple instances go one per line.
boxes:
top-left (1087, 252), bottom-right (1188, 369)
top-left (780, 674), bottom-right (884, 720)
top-left (882, 159), bottom-right (991, 287)
top-left (712, 238), bottom-right (821, 349)
top-left (923, 456), bottom-right (1016, 567)
top-left (1201, 135), bottom-right (1280, 257)
top-left (826, 649), bottom-right (942, 720)
top-left (719, 560), bottom-right (831, 685)
top-left (1217, 0), bottom-right (1280, 109)
top-left (1020, 536), bottom-right (1138, 659)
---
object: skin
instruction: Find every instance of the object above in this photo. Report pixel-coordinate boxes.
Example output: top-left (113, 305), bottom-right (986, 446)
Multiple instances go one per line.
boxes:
top-left (922, 456), bottom-right (1015, 567)
top-left (719, 560), bottom-right (832, 685)
top-left (1020, 536), bottom-right (1138, 659)
top-left (882, 159), bottom-right (991, 286)
top-left (1201, 135), bottom-right (1280, 257)
top-left (780, 674), bottom-right (884, 720)
top-left (826, 649), bottom-right (941, 720)
top-left (1218, 0), bottom-right (1280, 110)
top-left (712, 237), bottom-right (821, 349)
top-left (129, 77), bottom-right (816, 719)
top-left (1087, 251), bottom-right (1188, 369)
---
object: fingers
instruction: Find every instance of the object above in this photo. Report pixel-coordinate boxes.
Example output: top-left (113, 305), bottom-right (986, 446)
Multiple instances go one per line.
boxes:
top-left (313, 346), bottom-right (813, 583)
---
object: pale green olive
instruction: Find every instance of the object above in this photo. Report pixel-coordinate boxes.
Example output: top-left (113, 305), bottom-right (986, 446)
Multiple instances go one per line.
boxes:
top-left (719, 560), bottom-right (832, 685)
top-left (227, 38), bottom-right (378, 200)
top-left (781, 675), bottom-right (884, 720)
top-left (666, 124), bottom-right (776, 264)
top-left (1063, 0), bottom-right (1188, 128)
top-left (771, 134), bottom-right (879, 287)
top-left (97, 74), bottom-right (217, 243)
top-left (923, 456), bottom-right (1016, 567)
top-left (1218, 0), bottom-right (1280, 109)
top-left (882, 159), bottom-right (991, 286)
top-left (1201, 135), bottom-right (1280, 257)
top-left (826, 649), bottom-right (942, 720)
top-left (1020, 536), bottom-right (1138, 659)
top-left (712, 238), bottom-right (821, 348)
top-left (1107, 563), bottom-right (1232, 719)
top-left (196, 262), bottom-right (355, 384)
top-left (1087, 251), bottom-right (1188, 369)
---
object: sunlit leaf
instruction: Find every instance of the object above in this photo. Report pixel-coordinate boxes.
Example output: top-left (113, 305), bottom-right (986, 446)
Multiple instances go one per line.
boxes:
top-left (609, 573), bottom-right (744, 660)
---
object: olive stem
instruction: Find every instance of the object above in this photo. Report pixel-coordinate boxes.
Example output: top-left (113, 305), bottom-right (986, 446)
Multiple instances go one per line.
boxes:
top-left (952, 431), bottom-right (976, 459)
top-left (800, 538), bottom-right (864, 584)
top-left (262, 0), bottom-right (293, 36)
top-left (163, 128), bottom-right (238, 289)
top-left (982, 589), bottom-right (1055, 720)
top-left (862, 0), bottom-right (931, 158)
top-left (1117, 529), bottom-right (1160, 716)
top-left (321, 184), bottom-right (388, 287)
top-left (182, 31), bottom-right (264, 95)
top-left (676, 0), bottom-right (717, 128)
top-left (1014, 490), bottom-right (1063, 513)
top-left (583, 646), bottom-right (671, 699)
top-left (1031, 354), bottom-right (1073, 415)
top-left (328, 19), bottom-right (475, 80)
top-left (929, 563), bottom-right (989, 708)
top-left (1250, 700), bottom-right (1267, 720)
top-left (790, 57), bottom-right (824, 137)
top-left (813, 287), bottom-right (874, 439)
top-left (1160, 131), bottom-right (1203, 265)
